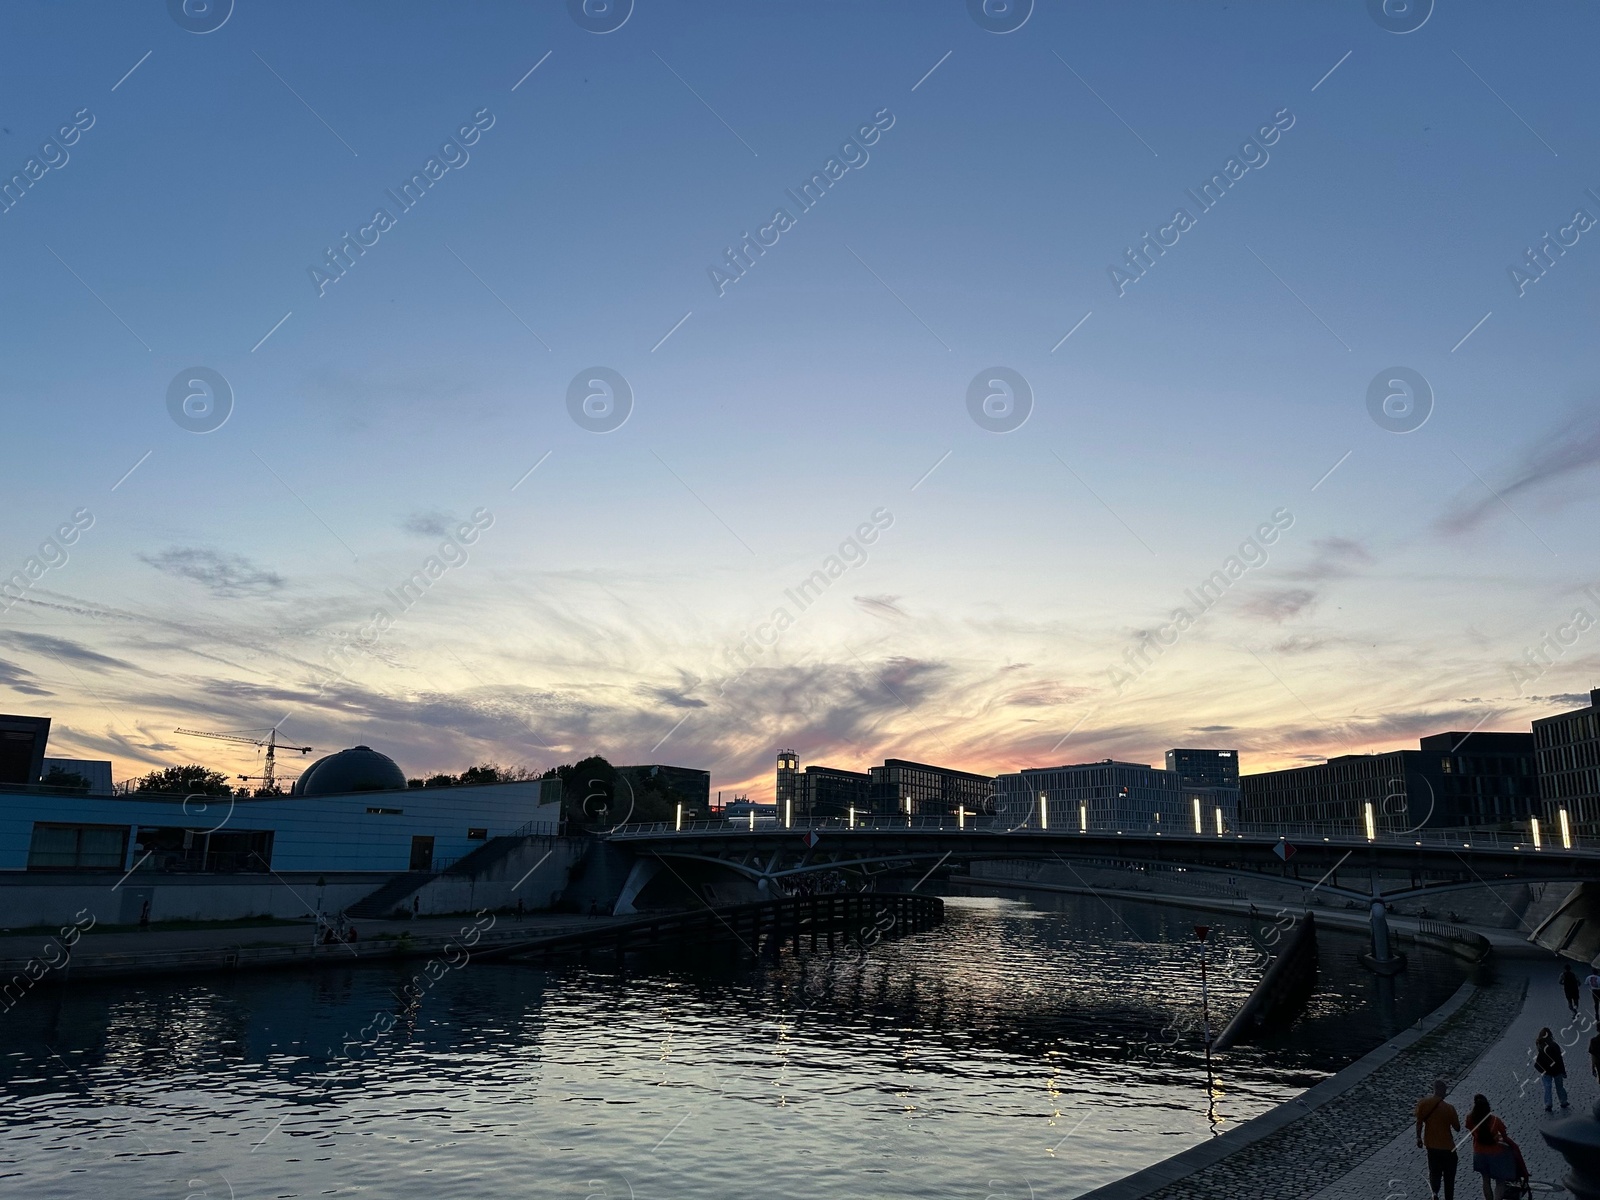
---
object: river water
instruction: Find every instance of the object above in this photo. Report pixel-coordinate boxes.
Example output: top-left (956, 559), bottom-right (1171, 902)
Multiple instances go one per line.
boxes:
top-left (0, 892), bottom-right (1478, 1200)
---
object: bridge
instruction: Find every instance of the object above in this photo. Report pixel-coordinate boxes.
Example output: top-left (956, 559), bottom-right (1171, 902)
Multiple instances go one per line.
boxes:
top-left (603, 816), bottom-right (1600, 908)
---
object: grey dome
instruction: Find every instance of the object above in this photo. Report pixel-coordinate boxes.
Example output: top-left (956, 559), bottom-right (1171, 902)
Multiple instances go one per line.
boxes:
top-left (291, 745), bottom-right (406, 796)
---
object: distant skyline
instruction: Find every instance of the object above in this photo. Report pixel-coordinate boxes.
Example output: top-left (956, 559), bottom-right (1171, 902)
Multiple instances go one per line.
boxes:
top-left (3, 1), bottom-right (1599, 800)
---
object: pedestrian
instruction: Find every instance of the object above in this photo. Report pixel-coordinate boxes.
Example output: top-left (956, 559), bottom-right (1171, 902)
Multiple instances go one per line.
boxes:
top-left (1536, 1027), bottom-right (1571, 1112)
top-left (412, 895), bottom-right (420, 917)
top-left (1586, 966), bottom-right (1600, 1021)
top-left (138, 899), bottom-right (150, 930)
top-left (516, 898), bottom-right (525, 920)
top-left (1467, 1093), bottom-right (1522, 1200)
top-left (1589, 1031), bottom-right (1600, 1084)
top-left (1562, 963), bottom-right (1581, 1015)
top-left (1414, 1078), bottom-right (1460, 1200)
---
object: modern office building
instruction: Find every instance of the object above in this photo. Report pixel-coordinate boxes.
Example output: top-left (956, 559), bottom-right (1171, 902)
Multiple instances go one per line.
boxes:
top-left (614, 764), bottom-right (711, 812)
top-left (1165, 748), bottom-right (1240, 789)
top-left (1534, 689), bottom-right (1600, 835)
top-left (993, 760), bottom-right (1187, 832)
top-left (869, 759), bottom-right (994, 817)
top-left (1241, 730), bottom-right (1537, 834)
top-left (774, 749), bottom-right (871, 818)
top-left (1165, 748), bottom-right (1242, 832)
top-left (775, 750), bottom-right (992, 819)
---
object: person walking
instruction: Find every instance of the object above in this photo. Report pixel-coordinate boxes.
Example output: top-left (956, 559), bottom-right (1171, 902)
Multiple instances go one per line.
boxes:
top-left (1586, 966), bottom-right (1600, 1021)
top-left (1536, 1027), bottom-right (1571, 1111)
top-left (1562, 963), bottom-right (1582, 1015)
top-left (1414, 1079), bottom-right (1460, 1200)
top-left (1589, 1031), bottom-right (1600, 1084)
top-left (1467, 1093), bottom-right (1523, 1200)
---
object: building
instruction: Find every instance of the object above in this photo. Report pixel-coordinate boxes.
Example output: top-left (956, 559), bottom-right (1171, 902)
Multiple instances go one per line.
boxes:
top-left (869, 758), bottom-right (994, 817)
top-left (994, 760), bottom-right (1187, 832)
top-left (0, 714), bottom-right (51, 787)
top-left (776, 750), bottom-right (872, 819)
top-left (1165, 748), bottom-right (1242, 832)
top-left (0, 723), bottom-right (563, 925)
top-left (1535, 689), bottom-right (1600, 835)
top-left (1240, 730), bottom-right (1538, 834)
top-left (614, 764), bottom-right (711, 814)
top-left (1165, 748), bottom-right (1240, 789)
top-left (774, 750), bottom-right (992, 820)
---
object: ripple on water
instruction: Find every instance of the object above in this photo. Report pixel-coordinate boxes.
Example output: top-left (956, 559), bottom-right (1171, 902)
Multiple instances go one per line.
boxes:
top-left (0, 892), bottom-right (1471, 1199)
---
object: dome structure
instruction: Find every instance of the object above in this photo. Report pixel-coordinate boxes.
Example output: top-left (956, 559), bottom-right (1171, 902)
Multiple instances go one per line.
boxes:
top-left (290, 745), bottom-right (406, 796)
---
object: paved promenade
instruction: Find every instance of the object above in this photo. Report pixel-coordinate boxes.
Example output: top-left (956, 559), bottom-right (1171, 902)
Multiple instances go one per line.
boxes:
top-left (1312, 963), bottom-right (1580, 1199)
top-left (0, 911), bottom-right (623, 982)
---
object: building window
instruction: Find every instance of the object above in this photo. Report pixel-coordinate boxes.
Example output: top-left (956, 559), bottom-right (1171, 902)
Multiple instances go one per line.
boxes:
top-left (27, 823), bottom-right (128, 870)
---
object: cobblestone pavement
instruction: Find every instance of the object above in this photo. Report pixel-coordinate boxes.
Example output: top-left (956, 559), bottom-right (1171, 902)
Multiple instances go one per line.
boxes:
top-left (1125, 974), bottom-right (1529, 1200)
top-left (1312, 964), bottom-right (1588, 1200)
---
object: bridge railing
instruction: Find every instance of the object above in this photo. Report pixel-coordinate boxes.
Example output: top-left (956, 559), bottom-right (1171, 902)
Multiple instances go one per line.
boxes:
top-left (603, 815), bottom-right (1584, 854)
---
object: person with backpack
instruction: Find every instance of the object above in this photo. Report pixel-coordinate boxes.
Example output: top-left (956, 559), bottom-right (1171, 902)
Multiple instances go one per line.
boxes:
top-left (1467, 1093), bottom-right (1526, 1199)
top-left (1414, 1078), bottom-right (1460, 1200)
top-left (1536, 1027), bottom-right (1571, 1111)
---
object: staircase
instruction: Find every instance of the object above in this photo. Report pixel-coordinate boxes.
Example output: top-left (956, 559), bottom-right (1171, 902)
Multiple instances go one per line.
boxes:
top-left (344, 833), bottom-right (554, 919)
top-left (346, 870), bottom-right (437, 919)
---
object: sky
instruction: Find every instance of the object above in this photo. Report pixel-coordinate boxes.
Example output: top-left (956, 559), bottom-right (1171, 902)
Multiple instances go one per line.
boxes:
top-left (2, 0), bottom-right (1598, 799)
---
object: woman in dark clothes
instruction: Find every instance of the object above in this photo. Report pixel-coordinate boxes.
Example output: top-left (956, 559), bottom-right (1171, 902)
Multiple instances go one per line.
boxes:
top-left (1536, 1026), bottom-right (1571, 1112)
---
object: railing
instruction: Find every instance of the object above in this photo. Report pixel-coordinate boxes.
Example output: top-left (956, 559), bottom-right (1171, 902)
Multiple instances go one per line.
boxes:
top-left (603, 815), bottom-right (1593, 854)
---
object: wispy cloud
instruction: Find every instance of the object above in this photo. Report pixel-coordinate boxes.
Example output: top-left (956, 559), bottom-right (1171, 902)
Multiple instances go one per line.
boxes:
top-left (0, 658), bottom-right (53, 696)
top-left (1282, 536), bottom-right (1373, 582)
top-left (1238, 587), bottom-right (1317, 623)
top-left (854, 594), bottom-right (909, 620)
top-left (0, 632), bottom-right (137, 671)
top-left (1437, 407), bottom-right (1600, 535)
top-left (138, 548), bottom-right (286, 596)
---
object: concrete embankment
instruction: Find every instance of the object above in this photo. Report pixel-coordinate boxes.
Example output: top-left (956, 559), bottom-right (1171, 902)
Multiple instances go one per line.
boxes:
top-left (950, 874), bottom-right (1530, 959)
top-left (0, 892), bottom-right (944, 990)
top-left (0, 912), bottom-right (626, 989)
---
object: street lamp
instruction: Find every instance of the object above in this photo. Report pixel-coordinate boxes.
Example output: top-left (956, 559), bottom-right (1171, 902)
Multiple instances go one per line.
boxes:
top-left (1215, 806), bottom-right (1224, 836)
top-left (1364, 802), bottom-right (1376, 842)
top-left (1039, 793), bottom-right (1048, 831)
top-left (675, 802), bottom-right (683, 831)
top-left (1533, 817), bottom-right (1543, 850)
top-left (1192, 797), bottom-right (1202, 834)
top-left (1079, 803), bottom-right (1087, 832)
top-left (785, 796), bottom-right (792, 829)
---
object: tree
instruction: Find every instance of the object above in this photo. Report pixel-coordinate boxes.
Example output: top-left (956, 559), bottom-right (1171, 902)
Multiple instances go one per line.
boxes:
top-left (422, 773), bottom-right (458, 788)
top-left (134, 764), bottom-right (233, 796)
top-left (41, 767), bottom-right (90, 793)
top-left (546, 755), bottom-right (619, 830)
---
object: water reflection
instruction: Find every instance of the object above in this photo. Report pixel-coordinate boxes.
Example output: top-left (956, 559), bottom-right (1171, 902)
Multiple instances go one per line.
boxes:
top-left (0, 892), bottom-right (1474, 1200)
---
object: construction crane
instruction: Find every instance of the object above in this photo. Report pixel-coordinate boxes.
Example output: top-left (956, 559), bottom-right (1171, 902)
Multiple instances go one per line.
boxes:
top-left (175, 726), bottom-right (314, 794)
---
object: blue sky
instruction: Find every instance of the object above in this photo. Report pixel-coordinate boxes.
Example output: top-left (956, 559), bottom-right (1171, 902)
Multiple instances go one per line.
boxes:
top-left (2, 0), bottom-right (1598, 796)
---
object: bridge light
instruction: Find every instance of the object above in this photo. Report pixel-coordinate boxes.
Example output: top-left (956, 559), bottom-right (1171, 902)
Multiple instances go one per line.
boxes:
top-left (958, 806), bottom-right (966, 830)
top-left (1561, 808), bottom-right (1572, 849)
top-left (1039, 793), bottom-right (1048, 831)
top-left (1215, 807), bottom-right (1224, 836)
top-left (1192, 797), bottom-right (1203, 834)
top-left (749, 808), bottom-right (755, 831)
top-left (785, 797), bottom-right (792, 829)
top-left (675, 802), bottom-right (683, 832)
top-left (849, 806), bottom-right (856, 830)
top-left (1363, 802), bottom-right (1376, 842)
top-left (1079, 803), bottom-right (1087, 832)
top-left (1532, 818), bottom-right (1542, 849)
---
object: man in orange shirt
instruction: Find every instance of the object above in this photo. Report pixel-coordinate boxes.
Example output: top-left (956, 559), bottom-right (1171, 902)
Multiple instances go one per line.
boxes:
top-left (1415, 1079), bottom-right (1461, 1200)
